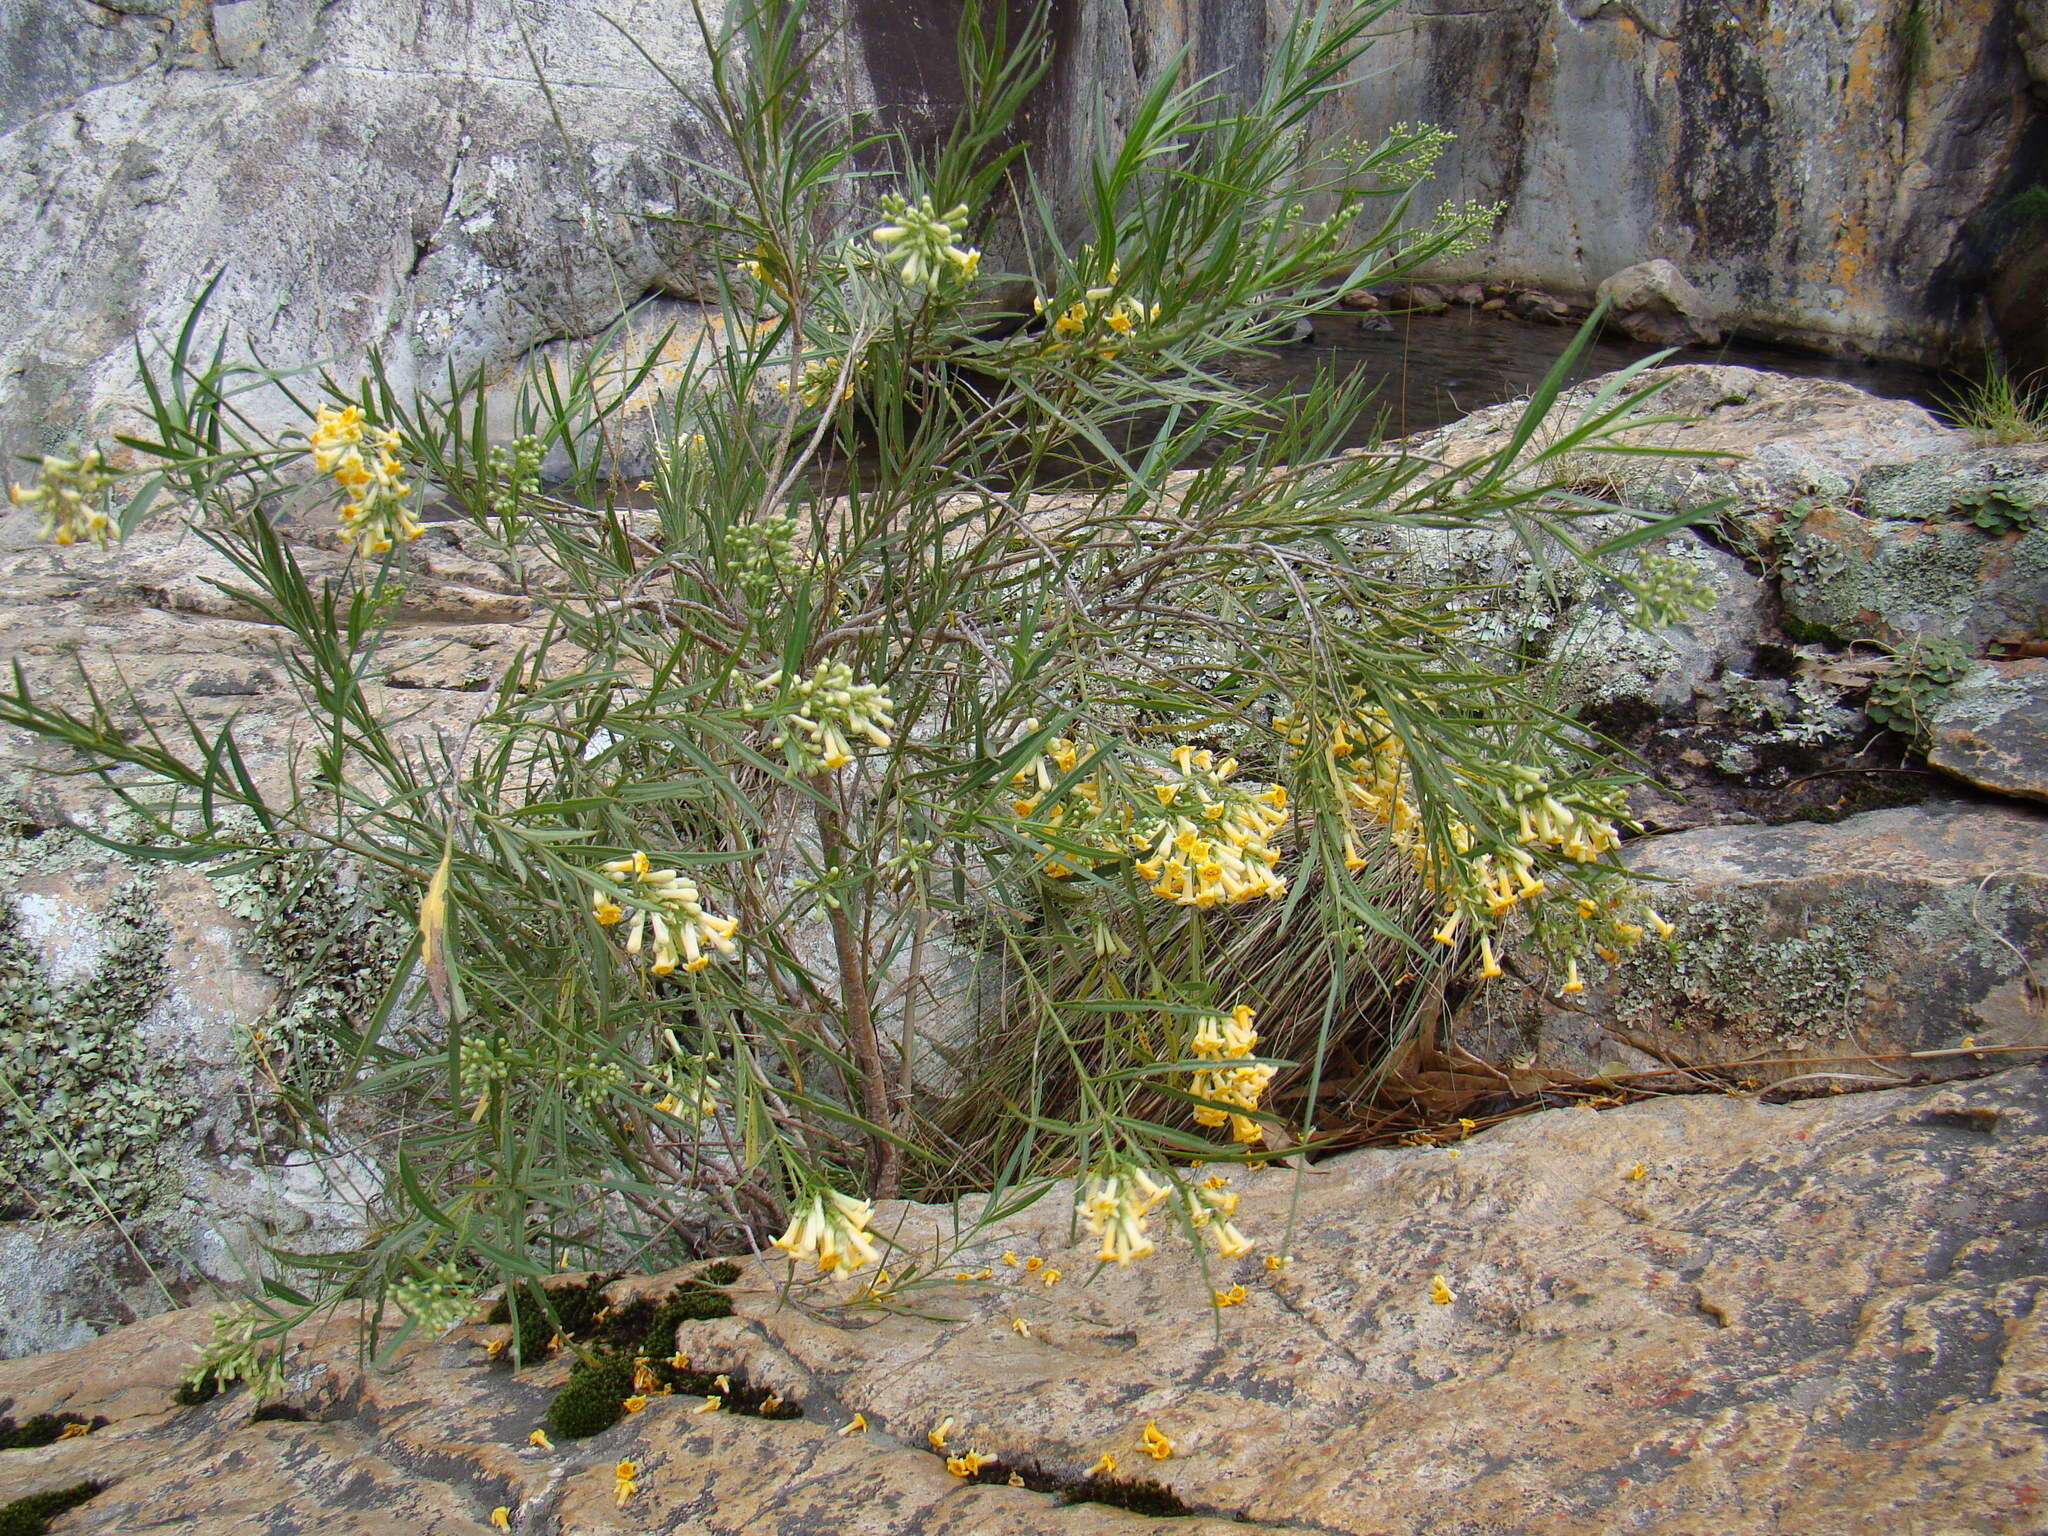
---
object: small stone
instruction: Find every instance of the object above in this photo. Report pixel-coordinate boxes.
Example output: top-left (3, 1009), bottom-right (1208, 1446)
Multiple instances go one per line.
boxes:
top-left (1595, 258), bottom-right (1723, 347)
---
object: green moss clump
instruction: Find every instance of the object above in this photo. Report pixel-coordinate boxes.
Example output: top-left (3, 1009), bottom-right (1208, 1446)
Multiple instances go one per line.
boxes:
top-left (0, 1482), bottom-right (105, 1536)
top-left (695, 1261), bottom-right (742, 1286)
top-left (544, 1355), bottom-right (634, 1441)
top-left (248, 1402), bottom-right (308, 1423)
top-left (0, 1415), bottom-right (106, 1451)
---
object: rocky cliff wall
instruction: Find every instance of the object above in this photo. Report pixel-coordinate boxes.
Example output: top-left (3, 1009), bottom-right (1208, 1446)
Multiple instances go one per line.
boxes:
top-left (0, 0), bottom-right (2039, 456)
top-left (1147, 0), bottom-right (2042, 365)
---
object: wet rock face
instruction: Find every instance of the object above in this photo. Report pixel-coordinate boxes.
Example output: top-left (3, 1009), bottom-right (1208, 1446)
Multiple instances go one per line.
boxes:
top-left (1, 1), bottom-right (2036, 459)
top-left (2, 1068), bottom-right (2044, 1534)
top-left (1312, 0), bottom-right (2041, 363)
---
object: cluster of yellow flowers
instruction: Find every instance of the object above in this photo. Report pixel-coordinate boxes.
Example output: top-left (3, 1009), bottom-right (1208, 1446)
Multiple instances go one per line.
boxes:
top-left (1186, 1006), bottom-right (1275, 1146)
top-left (1076, 1165), bottom-right (1170, 1265)
top-left (591, 851), bottom-right (739, 977)
top-left (1304, 704), bottom-right (1663, 992)
top-left (1035, 260), bottom-right (1161, 360)
top-left (1009, 738), bottom-right (1288, 909)
top-left (870, 193), bottom-right (981, 288)
top-left (9, 447), bottom-right (119, 547)
top-left (776, 354), bottom-right (867, 409)
top-left (771, 1188), bottom-right (881, 1275)
top-left (1186, 1173), bottom-right (1254, 1258)
top-left (757, 660), bottom-right (895, 773)
top-left (308, 404), bottom-right (420, 554)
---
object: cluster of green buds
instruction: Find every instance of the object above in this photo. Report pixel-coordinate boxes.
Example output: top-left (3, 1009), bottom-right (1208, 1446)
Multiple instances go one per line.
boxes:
top-left (563, 1058), bottom-right (628, 1110)
top-left (753, 660), bottom-right (895, 774)
top-left (9, 447), bottom-right (119, 547)
top-left (390, 1261), bottom-right (476, 1336)
top-left (870, 193), bottom-right (981, 289)
top-left (1624, 550), bottom-right (1719, 628)
top-left (457, 1036), bottom-right (522, 1120)
top-left (486, 434), bottom-right (543, 520)
top-left (731, 513), bottom-right (800, 605)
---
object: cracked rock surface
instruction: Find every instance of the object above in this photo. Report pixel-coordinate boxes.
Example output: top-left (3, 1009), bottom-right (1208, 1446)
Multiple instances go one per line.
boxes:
top-left (2, 1068), bottom-right (2043, 1534)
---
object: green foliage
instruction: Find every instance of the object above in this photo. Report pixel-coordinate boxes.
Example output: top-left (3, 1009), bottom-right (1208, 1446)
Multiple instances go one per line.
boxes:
top-left (0, 1483), bottom-right (104, 1536)
top-left (1996, 182), bottom-right (2048, 233)
top-left (1951, 486), bottom-right (2041, 534)
top-left (1867, 635), bottom-right (1972, 745)
top-left (694, 1260), bottom-right (743, 1286)
top-left (0, 0), bottom-right (1704, 1339)
top-left (1944, 362), bottom-right (2048, 446)
top-left (0, 875), bottom-right (193, 1220)
top-left (178, 1309), bottom-right (285, 1406)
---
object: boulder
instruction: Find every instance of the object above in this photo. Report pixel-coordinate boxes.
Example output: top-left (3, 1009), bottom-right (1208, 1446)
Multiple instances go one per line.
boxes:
top-left (1927, 659), bottom-right (2048, 803)
top-left (1776, 502), bottom-right (2048, 653)
top-left (2, 1068), bottom-right (2044, 1534)
top-left (1455, 800), bottom-right (2048, 1087)
top-left (1403, 364), bottom-right (1965, 528)
top-left (1594, 259), bottom-right (1722, 347)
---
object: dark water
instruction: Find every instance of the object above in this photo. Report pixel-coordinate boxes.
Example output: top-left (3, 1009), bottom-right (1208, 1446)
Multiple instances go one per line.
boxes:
top-left (1244, 309), bottom-right (1952, 445)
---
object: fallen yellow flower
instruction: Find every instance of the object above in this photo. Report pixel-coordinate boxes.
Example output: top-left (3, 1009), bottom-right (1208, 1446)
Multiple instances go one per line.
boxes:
top-left (1430, 1275), bottom-right (1455, 1305)
top-left (490, 1508), bottom-right (512, 1531)
top-left (840, 1412), bottom-right (868, 1436)
top-left (946, 1451), bottom-right (994, 1477)
top-left (1141, 1420), bottom-right (1173, 1460)
top-left (1088, 1452), bottom-right (1117, 1477)
top-left (928, 1415), bottom-right (955, 1450)
top-left (613, 1460), bottom-right (638, 1508)
top-left (527, 1429), bottom-right (552, 1451)
top-left (623, 1395), bottom-right (648, 1415)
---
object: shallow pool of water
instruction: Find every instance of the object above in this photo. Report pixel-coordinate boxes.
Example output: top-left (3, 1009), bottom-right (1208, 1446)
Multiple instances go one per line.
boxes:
top-left (1240, 308), bottom-right (1952, 445)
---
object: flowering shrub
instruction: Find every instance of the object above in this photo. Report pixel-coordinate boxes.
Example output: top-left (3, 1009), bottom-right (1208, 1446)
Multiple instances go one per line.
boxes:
top-left (0, 0), bottom-right (1700, 1343)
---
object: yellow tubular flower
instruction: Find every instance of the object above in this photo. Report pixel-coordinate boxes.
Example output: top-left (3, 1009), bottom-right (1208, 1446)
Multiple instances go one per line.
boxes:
top-left (1429, 1275), bottom-right (1455, 1305)
top-left (598, 852), bottom-right (739, 978)
top-left (1141, 1421), bottom-right (1173, 1460)
top-left (840, 1412), bottom-right (868, 1435)
top-left (947, 1451), bottom-right (994, 1477)
top-left (1089, 1452), bottom-right (1118, 1477)
top-left (613, 1460), bottom-right (639, 1508)
top-left (928, 1416), bottom-right (954, 1451)
top-left (527, 1429), bottom-right (552, 1451)
top-left (491, 1508), bottom-right (512, 1532)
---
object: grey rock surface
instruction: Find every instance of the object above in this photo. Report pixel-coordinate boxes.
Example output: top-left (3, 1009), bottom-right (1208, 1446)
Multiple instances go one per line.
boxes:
top-left (1315, 0), bottom-right (2039, 364)
top-left (1858, 442), bottom-right (2048, 524)
top-left (4, 1067), bottom-right (2048, 1533)
top-left (1456, 799), bottom-right (2048, 1086)
top-left (1928, 659), bottom-right (2048, 802)
top-left (1777, 501), bottom-right (2048, 653)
